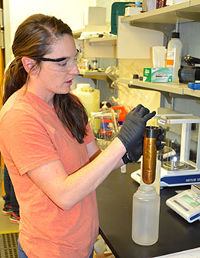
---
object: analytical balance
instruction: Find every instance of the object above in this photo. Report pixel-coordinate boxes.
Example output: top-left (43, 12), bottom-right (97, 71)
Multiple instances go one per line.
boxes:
top-left (131, 113), bottom-right (200, 187)
top-left (166, 184), bottom-right (200, 223)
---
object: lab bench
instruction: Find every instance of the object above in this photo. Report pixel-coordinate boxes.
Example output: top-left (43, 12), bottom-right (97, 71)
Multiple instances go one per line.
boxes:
top-left (96, 163), bottom-right (200, 258)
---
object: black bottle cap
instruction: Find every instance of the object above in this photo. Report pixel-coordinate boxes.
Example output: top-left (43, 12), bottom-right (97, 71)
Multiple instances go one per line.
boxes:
top-left (133, 74), bottom-right (139, 79)
top-left (171, 32), bottom-right (180, 38)
top-left (145, 126), bottom-right (159, 138)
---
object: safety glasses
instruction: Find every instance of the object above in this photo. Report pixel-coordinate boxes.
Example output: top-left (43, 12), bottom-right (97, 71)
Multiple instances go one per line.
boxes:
top-left (39, 49), bottom-right (79, 72)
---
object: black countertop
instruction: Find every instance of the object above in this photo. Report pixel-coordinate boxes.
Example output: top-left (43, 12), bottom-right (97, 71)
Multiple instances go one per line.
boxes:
top-left (96, 163), bottom-right (200, 258)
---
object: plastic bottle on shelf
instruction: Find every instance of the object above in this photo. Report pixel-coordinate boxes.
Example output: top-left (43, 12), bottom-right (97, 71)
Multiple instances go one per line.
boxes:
top-left (71, 84), bottom-right (100, 118)
top-left (166, 32), bottom-right (183, 83)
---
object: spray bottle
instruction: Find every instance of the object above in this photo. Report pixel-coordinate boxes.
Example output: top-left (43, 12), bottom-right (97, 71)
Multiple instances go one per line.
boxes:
top-left (132, 126), bottom-right (160, 246)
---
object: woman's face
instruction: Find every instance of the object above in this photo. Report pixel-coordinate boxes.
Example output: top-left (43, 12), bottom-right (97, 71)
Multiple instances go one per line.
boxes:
top-left (30, 34), bottom-right (79, 104)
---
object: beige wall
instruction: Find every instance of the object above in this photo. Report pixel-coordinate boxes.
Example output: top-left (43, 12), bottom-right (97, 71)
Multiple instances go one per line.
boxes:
top-left (3, 0), bottom-right (96, 65)
top-left (117, 59), bottom-right (161, 118)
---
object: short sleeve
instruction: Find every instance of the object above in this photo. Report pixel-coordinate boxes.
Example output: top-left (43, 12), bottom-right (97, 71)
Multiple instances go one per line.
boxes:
top-left (84, 123), bottom-right (95, 144)
top-left (3, 110), bottom-right (59, 175)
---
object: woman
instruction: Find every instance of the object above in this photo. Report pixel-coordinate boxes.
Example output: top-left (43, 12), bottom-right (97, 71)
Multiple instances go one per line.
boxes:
top-left (0, 14), bottom-right (155, 258)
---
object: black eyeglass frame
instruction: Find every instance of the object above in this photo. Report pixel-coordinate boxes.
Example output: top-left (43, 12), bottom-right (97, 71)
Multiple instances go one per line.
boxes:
top-left (39, 49), bottom-right (79, 63)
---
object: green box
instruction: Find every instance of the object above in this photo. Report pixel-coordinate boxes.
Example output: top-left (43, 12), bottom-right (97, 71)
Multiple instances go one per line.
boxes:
top-left (143, 68), bottom-right (173, 83)
top-left (143, 68), bottom-right (152, 82)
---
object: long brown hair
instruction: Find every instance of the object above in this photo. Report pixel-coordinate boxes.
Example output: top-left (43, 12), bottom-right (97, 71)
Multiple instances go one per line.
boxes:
top-left (3, 14), bottom-right (88, 143)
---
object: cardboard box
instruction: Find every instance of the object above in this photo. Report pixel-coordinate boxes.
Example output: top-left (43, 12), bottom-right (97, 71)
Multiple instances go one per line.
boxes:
top-left (125, 7), bottom-right (142, 16)
top-left (143, 68), bottom-right (172, 82)
top-left (84, 7), bottom-right (106, 27)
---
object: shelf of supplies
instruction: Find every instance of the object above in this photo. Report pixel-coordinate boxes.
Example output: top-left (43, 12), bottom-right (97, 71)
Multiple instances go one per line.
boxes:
top-left (121, 1), bottom-right (200, 34)
top-left (87, 36), bottom-right (117, 46)
top-left (73, 25), bottom-right (111, 40)
top-left (73, 29), bottom-right (83, 39)
top-left (119, 78), bottom-right (200, 98)
top-left (73, 27), bottom-right (116, 58)
top-left (80, 71), bottom-right (108, 81)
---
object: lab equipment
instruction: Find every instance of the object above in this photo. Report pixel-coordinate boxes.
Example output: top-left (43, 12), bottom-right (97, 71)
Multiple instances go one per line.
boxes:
top-left (131, 113), bottom-right (200, 187)
top-left (90, 109), bottom-right (118, 150)
top-left (178, 55), bottom-right (200, 83)
top-left (166, 184), bottom-right (200, 223)
top-left (132, 127), bottom-right (160, 246)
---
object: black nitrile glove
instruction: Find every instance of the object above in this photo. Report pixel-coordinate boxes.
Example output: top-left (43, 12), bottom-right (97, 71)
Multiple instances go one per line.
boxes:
top-left (122, 137), bottom-right (143, 164)
top-left (122, 126), bottom-right (165, 164)
top-left (117, 104), bottom-right (156, 153)
top-left (156, 127), bottom-right (165, 150)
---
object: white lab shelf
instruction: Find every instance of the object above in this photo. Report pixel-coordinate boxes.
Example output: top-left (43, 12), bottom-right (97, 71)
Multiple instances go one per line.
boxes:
top-left (119, 78), bottom-right (200, 98)
top-left (87, 36), bottom-right (117, 46)
top-left (121, 1), bottom-right (200, 33)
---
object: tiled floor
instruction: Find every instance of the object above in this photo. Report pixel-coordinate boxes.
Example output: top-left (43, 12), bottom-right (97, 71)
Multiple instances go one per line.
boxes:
top-left (0, 190), bottom-right (19, 258)
top-left (0, 232), bottom-right (19, 258)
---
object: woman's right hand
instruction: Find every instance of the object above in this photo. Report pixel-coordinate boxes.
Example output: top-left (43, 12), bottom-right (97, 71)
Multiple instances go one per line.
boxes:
top-left (117, 104), bottom-right (156, 155)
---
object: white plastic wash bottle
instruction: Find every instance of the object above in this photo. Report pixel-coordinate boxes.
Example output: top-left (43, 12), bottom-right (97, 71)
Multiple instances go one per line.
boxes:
top-left (132, 184), bottom-right (160, 245)
top-left (166, 32), bottom-right (183, 83)
top-left (132, 126), bottom-right (160, 246)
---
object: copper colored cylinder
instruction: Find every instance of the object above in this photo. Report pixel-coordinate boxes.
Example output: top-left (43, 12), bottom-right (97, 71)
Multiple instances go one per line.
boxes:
top-left (142, 126), bottom-right (159, 184)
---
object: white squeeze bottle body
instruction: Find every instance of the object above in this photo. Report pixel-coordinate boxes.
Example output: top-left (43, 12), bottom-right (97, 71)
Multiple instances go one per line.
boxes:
top-left (166, 32), bottom-right (182, 83)
top-left (132, 184), bottom-right (160, 246)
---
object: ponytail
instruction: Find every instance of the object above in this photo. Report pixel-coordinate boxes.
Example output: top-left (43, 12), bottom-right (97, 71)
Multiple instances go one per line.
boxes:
top-left (3, 57), bottom-right (27, 104)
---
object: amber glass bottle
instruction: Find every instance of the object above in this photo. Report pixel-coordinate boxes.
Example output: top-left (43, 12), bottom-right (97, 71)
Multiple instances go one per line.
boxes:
top-left (142, 126), bottom-right (159, 184)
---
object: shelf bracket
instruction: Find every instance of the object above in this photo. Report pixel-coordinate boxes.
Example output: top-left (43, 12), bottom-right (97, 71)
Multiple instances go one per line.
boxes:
top-left (162, 92), bottom-right (173, 105)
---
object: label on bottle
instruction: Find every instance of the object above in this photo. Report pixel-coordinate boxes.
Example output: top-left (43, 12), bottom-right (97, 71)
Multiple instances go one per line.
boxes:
top-left (166, 49), bottom-right (175, 67)
top-left (166, 59), bottom-right (174, 66)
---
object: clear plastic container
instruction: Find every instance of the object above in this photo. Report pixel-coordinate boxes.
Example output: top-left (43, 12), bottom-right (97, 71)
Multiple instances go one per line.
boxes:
top-left (132, 184), bottom-right (160, 246)
top-left (71, 84), bottom-right (100, 118)
top-left (166, 32), bottom-right (183, 83)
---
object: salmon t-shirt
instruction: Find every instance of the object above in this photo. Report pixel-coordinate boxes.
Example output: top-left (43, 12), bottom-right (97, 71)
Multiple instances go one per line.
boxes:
top-left (0, 88), bottom-right (99, 258)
